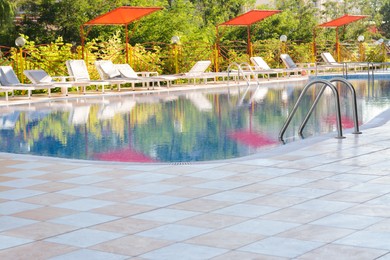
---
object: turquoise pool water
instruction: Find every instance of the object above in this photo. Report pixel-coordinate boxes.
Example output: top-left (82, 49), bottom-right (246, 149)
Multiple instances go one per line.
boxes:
top-left (1, 78), bottom-right (390, 163)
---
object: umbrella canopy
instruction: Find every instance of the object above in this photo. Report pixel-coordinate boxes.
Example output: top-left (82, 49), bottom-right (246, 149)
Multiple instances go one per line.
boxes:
top-left (81, 6), bottom-right (163, 62)
top-left (219, 10), bottom-right (281, 26)
top-left (315, 14), bottom-right (368, 62)
top-left (318, 14), bottom-right (368, 28)
top-left (84, 6), bottom-right (162, 25)
top-left (216, 9), bottom-right (281, 67)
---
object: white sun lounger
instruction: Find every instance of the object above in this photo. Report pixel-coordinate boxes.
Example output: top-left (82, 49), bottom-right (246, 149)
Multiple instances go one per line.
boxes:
top-left (66, 60), bottom-right (111, 93)
top-left (23, 69), bottom-right (90, 95)
top-left (95, 60), bottom-right (177, 90)
top-left (0, 66), bottom-right (58, 100)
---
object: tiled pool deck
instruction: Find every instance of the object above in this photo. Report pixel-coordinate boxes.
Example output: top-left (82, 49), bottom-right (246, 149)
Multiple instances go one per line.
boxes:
top-left (2, 78), bottom-right (390, 259)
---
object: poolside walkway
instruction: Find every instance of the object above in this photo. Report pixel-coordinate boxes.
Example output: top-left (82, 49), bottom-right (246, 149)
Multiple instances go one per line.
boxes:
top-left (2, 75), bottom-right (390, 259)
top-left (1, 107), bottom-right (390, 259)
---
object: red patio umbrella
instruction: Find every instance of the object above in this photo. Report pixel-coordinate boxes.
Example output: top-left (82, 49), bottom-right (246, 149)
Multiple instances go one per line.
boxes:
top-left (81, 6), bottom-right (163, 62)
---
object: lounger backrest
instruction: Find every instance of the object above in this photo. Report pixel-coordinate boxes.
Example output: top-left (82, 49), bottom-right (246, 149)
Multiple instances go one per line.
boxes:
top-left (114, 64), bottom-right (138, 79)
top-left (23, 70), bottom-right (53, 84)
top-left (187, 60), bottom-right (211, 74)
top-left (66, 60), bottom-right (91, 81)
top-left (250, 57), bottom-right (271, 70)
top-left (0, 66), bottom-right (21, 85)
top-left (95, 60), bottom-right (121, 80)
top-left (321, 52), bottom-right (338, 65)
top-left (280, 54), bottom-right (297, 69)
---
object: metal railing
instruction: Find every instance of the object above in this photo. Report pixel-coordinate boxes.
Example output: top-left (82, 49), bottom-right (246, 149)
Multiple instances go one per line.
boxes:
top-left (279, 78), bottom-right (361, 143)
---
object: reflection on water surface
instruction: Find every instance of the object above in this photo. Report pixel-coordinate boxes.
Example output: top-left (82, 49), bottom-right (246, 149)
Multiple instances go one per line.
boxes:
top-left (1, 79), bottom-right (390, 162)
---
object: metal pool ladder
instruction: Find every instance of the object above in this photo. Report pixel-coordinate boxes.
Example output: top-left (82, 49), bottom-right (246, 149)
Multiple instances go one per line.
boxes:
top-left (279, 77), bottom-right (362, 143)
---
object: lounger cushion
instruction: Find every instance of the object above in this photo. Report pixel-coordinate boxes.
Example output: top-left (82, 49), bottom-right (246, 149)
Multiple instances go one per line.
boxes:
top-left (0, 66), bottom-right (21, 85)
top-left (100, 62), bottom-right (121, 78)
top-left (115, 64), bottom-right (138, 78)
top-left (24, 70), bottom-right (52, 84)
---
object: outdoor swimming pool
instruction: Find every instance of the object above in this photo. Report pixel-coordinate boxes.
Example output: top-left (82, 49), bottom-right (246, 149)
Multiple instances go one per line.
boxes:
top-left (1, 77), bottom-right (390, 163)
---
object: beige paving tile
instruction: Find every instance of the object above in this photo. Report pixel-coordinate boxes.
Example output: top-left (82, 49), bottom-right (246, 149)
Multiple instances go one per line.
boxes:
top-left (0, 176), bottom-right (17, 182)
top-left (164, 187), bottom-right (218, 198)
top-left (12, 206), bottom-right (78, 221)
top-left (234, 183), bottom-right (287, 195)
top-left (161, 176), bottom-right (209, 186)
top-left (247, 194), bottom-right (308, 208)
top-left (322, 190), bottom-right (380, 203)
top-left (3, 222), bottom-right (77, 240)
top-left (212, 251), bottom-right (288, 260)
top-left (91, 203), bottom-right (154, 217)
top-left (0, 186), bottom-right (12, 192)
top-left (178, 213), bottom-right (248, 229)
top-left (28, 182), bottom-right (76, 192)
top-left (344, 204), bottom-right (390, 218)
top-left (33, 173), bottom-right (80, 181)
top-left (214, 163), bottom-right (260, 173)
top-left (91, 190), bottom-right (148, 202)
top-left (297, 244), bottom-right (388, 260)
top-left (261, 208), bottom-right (331, 224)
top-left (21, 192), bottom-right (79, 206)
top-left (91, 235), bottom-right (172, 256)
top-left (155, 165), bottom-right (204, 175)
top-left (92, 179), bottom-right (141, 190)
top-left (93, 217), bottom-right (163, 234)
top-left (170, 198), bottom-right (232, 212)
top-left (0, 241), bottom-right (76, 259)
top-left (302, 179), bottom-right (355, 190)
top-left (187, 230), bottom-right (264, 249)
top-left (279, 224), bottom-right (354, 243)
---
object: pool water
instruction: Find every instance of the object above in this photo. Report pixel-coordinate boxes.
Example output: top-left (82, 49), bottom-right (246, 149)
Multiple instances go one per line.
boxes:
top-left (1, 78), bottom-right (390, 163)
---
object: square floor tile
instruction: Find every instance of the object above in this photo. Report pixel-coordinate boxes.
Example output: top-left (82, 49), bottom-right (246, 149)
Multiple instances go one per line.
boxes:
top-left (56, 186), bottom-right (113, 197)
top-left (60, 175), bottom-right (111, 185)
top-left (7, 162), bottom-right (51, 170)
top-left (127, 183), bottom-right (181, 194)
top-left (133, 208), bottom-right (200, 222)
top-left (138, 224), bottom-right (211, 241)
top-left (0, 178), bottom-right (48, 188)
top-left (124, 172), bottom-right (175, 182)
top-left (4, 170), bottom-right (48, 178)
top-left (45, 228), bottom-right (124, 247)
top-left (214, 204), bottom-right (279, 218)
top-left (50, 249), bottom-right (128, 260)
top-left (194, 180), bottom-right (249, 190)
top-left (298, 244), bottom-right (388, 259)
top-left (130, 195), bottom-right (189, 207)
top-left (54, 198), bottom-right (114, 211)
top-left (311, 213), bottom-right (383, 229)
top-left (0, 189), bottom-right (45, 200)
top-left (0, 216), bottom-right (37, 232)
top-left (0, 201), bottom-right (42, 215)
top-left (0, 235), bottom-right (32, 250)
top-left (226, 219), bottom-right (299, 236)
top-left (49, 212), bottom-right (119, 227)
top-left (205, 191), bottom-right (261, 203)
top-left (240, 237), bottom-right (323, 258)
top-left (335, 231), bottom-right (390, 250)
top-left (62, 166), bottom-right (111, 175)
top-left (140, 242), bottom-right (227, 260)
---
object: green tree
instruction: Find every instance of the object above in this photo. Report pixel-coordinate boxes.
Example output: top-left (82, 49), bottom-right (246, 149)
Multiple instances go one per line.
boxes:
top-left (380, 0), bottom-right (390, 38)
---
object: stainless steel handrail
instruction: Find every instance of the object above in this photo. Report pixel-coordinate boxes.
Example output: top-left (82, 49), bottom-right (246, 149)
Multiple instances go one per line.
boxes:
top-left (278, 79), bottom-right (345, 143)
top-left (298, 77), bottom-right (362, 137)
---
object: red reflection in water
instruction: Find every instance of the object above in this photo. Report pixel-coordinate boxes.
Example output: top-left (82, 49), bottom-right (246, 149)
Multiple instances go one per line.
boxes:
top-left (228, 130), bottom-right (277, 148)
top-left (323, 115), bottom-right (355, 129)
top-left (94, 149), bottom-right (157, 163)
